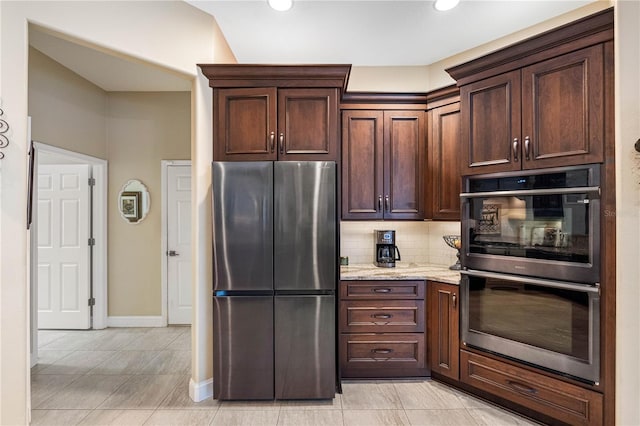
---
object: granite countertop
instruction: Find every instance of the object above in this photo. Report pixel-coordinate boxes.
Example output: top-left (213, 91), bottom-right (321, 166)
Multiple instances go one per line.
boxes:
top-left (340, 263), bottom-right (461, 285)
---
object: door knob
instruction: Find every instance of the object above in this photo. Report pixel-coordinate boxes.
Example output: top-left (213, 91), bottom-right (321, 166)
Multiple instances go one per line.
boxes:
top-left (167, 250), bottom-right (179, 257)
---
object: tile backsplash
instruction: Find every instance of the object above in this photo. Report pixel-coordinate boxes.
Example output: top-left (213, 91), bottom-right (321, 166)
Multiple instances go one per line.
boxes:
top-left (340, 221), bottom-right (461, 267)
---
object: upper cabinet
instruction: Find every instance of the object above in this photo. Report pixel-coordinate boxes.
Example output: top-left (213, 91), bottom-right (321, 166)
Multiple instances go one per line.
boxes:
top-left (341, 95), bottom-right (426, 220)
top-left (215, 87), bottom-right (339, 161)
top-left (447, 9), bottom-right (613, 176)
top-left (199, 64), bottom-right (351, 162)
top-left (426, 87), bottom-right (461, 221)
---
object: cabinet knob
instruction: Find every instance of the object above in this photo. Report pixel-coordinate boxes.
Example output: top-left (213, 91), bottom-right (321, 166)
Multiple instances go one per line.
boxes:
top-left (512, 138), bottom-right (519, 162)
top-left (279, 133), bottom-right (285, 155)
top-left (452, 294), bottom-right (457, 308)
top-left (269, 132), bottom-right (275, 153)
top-left (524, 136), bottom-right (531, 161)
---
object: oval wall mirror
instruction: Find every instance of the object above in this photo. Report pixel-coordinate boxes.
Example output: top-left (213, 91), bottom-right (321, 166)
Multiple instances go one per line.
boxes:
top-left (118, 179), bottom-right (150, 224)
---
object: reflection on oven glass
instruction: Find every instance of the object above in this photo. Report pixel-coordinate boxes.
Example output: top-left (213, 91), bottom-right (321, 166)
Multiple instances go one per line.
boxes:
top-left (469, 279), bottom-right (590, 360)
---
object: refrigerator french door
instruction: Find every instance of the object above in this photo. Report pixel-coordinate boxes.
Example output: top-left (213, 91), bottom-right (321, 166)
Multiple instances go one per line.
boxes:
top-left (212, 161), bottom-right (336, 400)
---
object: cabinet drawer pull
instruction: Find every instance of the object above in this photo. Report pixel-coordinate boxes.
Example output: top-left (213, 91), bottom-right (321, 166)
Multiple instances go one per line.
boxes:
top-left (372, 313), bottom-right (393, 319)
top-left (279, 133), bottom-right (285, 155)
top-left (507, 380), bottom-right (537, 395)
top-left (384, 195), bottom-right (390, 212)
top-left (378, 195), bottom-right (383, 211)
top-left (372, 348), bottom-right (393, 354)
top-left (452, 294), bottom-right (457, 308)
top-left (269, 131), bottom-right (275, 153)
top-left (373, 288), bottom-right (392, 293)
top-left (524, 136), bottom-right (531, 160)
top-left (512, 138), bottom-right (519, 162)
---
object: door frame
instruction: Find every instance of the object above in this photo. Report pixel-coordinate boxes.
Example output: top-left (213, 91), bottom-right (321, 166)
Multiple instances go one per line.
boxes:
top-left (161, 159), bottom-right (192, 326)
top-left (30, 142), bottom-right (108, 332)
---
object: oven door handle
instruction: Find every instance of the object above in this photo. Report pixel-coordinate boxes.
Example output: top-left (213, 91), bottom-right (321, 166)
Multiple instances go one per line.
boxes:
top-left (460, 186), bottom-right (600, 199)
top-left (460, 269), bottom-right (600, 294)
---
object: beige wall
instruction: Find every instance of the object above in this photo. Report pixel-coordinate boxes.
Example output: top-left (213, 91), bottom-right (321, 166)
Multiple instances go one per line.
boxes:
top-left (348, 66), bottom-right (430, 92)
top-left (107, 92), bottom-right (190, 316)
top-left (614, 1), bottom-right (640, 423)
top-left (28, 47), bottom-right (107, 158)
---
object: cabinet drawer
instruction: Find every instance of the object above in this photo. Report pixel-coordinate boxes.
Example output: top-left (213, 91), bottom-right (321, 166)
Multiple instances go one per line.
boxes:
top-left (460, 350), bottom-right (603, 425)
top-left (340, 300), bottom-right (424, 333)
top-left (340, 333), bottom-right (427, 378)
top-left (340, 280), bottom-right (425, 299)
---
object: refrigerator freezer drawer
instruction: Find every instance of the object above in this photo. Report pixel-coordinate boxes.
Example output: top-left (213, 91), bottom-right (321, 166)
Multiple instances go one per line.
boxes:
top-left (275, 295), bottom-right (335, 399)
top-left (213, 296), bottom-right (274, 400)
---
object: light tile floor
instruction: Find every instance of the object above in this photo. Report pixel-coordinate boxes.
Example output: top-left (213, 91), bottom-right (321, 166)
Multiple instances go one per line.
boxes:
top-left (32, 327), bottom-right (540, 425)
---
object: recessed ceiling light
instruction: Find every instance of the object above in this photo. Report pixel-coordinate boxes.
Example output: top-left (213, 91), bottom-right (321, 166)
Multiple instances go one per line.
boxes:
top-left (268, 0), bottom-right (293, 12)
top-left (434, 0), bottom-right (460, 12)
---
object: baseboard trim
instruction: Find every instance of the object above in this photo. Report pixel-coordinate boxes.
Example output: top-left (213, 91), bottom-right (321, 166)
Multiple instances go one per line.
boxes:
top-left (189, 377), bottom-right (213, 402)
top-left (106, 316), bottom-right (165, 328)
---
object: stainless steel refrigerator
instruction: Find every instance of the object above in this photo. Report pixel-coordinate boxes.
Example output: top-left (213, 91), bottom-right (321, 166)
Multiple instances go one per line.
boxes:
top-left (212, 161), bottom-right (337, 400)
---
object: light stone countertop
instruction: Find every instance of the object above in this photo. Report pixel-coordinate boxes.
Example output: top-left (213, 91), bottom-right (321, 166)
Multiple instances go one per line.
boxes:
top-left (340, 263), bottom-right (461, 285)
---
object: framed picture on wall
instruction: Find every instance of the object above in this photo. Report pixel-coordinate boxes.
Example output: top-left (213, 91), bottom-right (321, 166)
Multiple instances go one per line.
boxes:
top-left (120, 191), bottom-right (141, 222)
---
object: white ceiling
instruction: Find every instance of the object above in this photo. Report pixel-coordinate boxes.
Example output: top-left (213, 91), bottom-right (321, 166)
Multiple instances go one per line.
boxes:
top-left (28, 0), bottom-right (596, 91)
top-left (187, 0), bottom-right (595, 66)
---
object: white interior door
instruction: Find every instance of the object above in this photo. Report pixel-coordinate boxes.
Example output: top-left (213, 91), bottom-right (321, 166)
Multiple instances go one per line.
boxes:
top-left (167, 164), bottom-right (192, 325)
top-left (37, 164), bottom-right (91, 329)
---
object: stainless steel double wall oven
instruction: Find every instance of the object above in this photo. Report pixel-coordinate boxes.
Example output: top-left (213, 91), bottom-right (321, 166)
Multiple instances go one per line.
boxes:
top-left (460, 164), bottom-right (601, 384)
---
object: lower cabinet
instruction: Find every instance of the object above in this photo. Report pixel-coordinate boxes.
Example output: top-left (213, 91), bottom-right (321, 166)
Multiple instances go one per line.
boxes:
top-left (427, 281), bottom-right (459, 381)
top-left (460, 350), bottom-right (604, 425)
top-left (339, 279), bottom-right (604, 424)
top-left (339, 280), bottom-right (428, 378)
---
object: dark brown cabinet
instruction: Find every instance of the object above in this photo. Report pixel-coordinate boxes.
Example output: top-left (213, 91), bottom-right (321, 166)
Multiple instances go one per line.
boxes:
top-left (449, 33), bottom-right (613, 175)
top-left (198, 64), bottom-right (351, 162)
top-left (427, 281), bottom-right (459, 381)
top-left (215, 87), bottom-right (339, 161)
top-left (456, 43), bottom-right (607, 175)
top-left (426, 94), bottom-right (461, 220)
top-left (460, 350), bottom-right (603, 425)
top-left (341, 110), bottom-right (425, 220)
top-left (339, 280), bottom-right (428, 378)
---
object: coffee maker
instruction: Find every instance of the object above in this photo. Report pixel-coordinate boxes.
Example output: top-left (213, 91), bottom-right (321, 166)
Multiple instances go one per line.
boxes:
top-left (375, 230), bottom-right (401, 268)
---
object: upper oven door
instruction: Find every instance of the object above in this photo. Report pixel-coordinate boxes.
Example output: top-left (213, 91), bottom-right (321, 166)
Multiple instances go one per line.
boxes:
top-left (460, 165), bottom-right (601, 284)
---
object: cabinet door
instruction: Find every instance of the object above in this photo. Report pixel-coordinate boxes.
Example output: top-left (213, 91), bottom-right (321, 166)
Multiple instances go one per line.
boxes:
top-left (214, 87), bottom-right (277, 161)
top-left (428, 281), bottom-right (459, 381)
top-left (427, 102), bottom-right (461, 220)
top-left (278, 88), bottom-right (339, 161)
top-left (384, 110), bottom-right (425, 220)
top-left (341, 110), bottom-right (384, 220)
top-left (460, 71), bottom-right (521, 175)
top-left (521, 45), bottom-right (604, 169)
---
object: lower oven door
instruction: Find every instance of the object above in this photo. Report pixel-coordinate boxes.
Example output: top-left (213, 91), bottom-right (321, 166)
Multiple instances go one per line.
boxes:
top-left (461, 269), bottom-right (600, 384)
